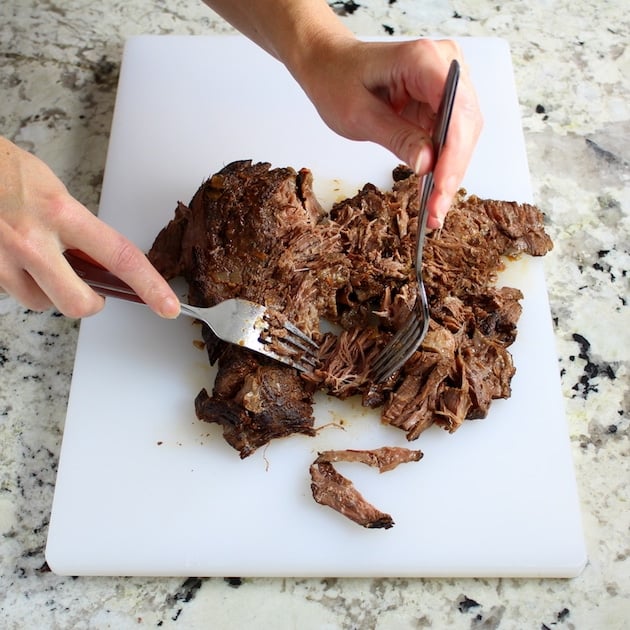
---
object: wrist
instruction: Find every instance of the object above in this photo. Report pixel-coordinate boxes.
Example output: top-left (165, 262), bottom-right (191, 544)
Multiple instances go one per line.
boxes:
top-left (271, 4), bottom-right (356, 87)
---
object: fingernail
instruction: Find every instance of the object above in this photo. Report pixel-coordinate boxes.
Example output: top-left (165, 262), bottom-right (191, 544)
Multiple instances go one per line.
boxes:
top-left (434, 195), bottom-right (451, 228)
top-left (413, 142), bottom-right (432, 175)
top-left (435, 176), bottom-right (458, 226)
top-left (160, 295), bottom-right (180, 319)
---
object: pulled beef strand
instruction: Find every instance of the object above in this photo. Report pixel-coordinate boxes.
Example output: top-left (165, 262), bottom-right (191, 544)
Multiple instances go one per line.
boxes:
top-left (310, 447), bottom-right (423, 529)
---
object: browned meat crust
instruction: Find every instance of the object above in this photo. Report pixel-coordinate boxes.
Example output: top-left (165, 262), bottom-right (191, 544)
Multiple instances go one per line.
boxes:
top-left (310, 448), bottom-right (423, 529)
top-left (194, 348), bottom-right (316, 459)
top-left (148, 160), bottom-right (553, 456)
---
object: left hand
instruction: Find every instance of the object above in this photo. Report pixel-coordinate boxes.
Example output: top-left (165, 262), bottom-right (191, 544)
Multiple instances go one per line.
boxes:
top-left (0, 136), bottom-right (180, 318)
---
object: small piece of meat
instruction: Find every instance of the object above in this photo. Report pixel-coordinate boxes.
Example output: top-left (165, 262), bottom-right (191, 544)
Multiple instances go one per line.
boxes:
top-left (148, 201), bottom-right (191, 278)
top-left (481, 198), bottom-right (554, 256)
top-left (197, 344), bottom-right (316, 459)
top-left (316, 446), bottom-right (423, 472)
top-left (457, 329), bottom-right (516, 419)
top-left (380, 325), bottom-right (457, 438)
top-left (310, 461), bottom-right (394, 529)
top-left (310, 447), bottom-right (423, 528)
top-left (308, 327), bottom-right (382, 399)
top-left (469, 287), bottom-right (523, 345)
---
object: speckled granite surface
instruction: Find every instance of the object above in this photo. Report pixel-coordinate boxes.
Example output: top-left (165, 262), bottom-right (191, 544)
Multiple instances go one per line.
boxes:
top-left (0, 1), bottom-right (628, 628)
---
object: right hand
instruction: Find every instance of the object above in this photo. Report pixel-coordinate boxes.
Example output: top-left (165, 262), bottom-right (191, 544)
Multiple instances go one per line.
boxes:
top-left (0, 136), bottom-right (180, 319)
top-left (291, 36), bottom-right (483, 229)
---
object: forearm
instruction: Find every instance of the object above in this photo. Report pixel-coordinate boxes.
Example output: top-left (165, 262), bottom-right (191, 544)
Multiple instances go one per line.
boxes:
top-left (202, 0), bottom-right (354, 77)
top-left (201, 1), bottom-right (483, 226)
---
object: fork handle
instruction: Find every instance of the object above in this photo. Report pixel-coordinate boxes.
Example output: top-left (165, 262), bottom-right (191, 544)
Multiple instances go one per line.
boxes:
top-left (64, 250), bottom-right (145, 304)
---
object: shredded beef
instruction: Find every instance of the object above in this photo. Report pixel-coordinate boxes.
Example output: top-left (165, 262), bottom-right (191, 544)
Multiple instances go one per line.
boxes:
top-left (148, 160), bottom-right (553, 455)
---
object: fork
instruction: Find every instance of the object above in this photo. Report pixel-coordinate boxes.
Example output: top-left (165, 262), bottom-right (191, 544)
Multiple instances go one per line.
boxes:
top-left (64, 250), bottom-right (320, 374)
top-left (371, 59), bottom-right (460, 383)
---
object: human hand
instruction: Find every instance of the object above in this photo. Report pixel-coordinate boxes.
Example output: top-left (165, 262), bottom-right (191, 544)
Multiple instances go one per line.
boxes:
top-left (291, 37), bottom-right (483, 229)
top-left (0, 136), bottom-right (180, 318)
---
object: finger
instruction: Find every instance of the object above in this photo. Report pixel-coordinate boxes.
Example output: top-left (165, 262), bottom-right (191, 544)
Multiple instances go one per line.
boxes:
top-left (372, 39), bottom-right (458, 117)
top-left (0, 139), bottom-right (176, 317)
top-left (0, 260), bottom-right (56, 313)
top-left (23, 246), bottom-right (106, 318)
top-left (392, 40), bottom-right (481, 226)
top-left (58, 200), bottom-right (180, 318)
top-left (355, 40), bottom-right (457, 174)
top-left (0, 200), bottom-right (111, 317)
top-left (344, 91), bottom-right (434, 175)
top-left (379, 39), bottom-right (482, 227)
top-left (399, 100), bottom-right (436, 136)
top-left (0, 221), bottom-right (98, 314)
top-left (428, 72), bottom-right (483, 228)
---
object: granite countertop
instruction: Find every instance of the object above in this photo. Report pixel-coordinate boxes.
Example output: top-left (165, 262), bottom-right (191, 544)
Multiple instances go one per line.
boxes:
top-left (0, 1), bottom-right (628, 628)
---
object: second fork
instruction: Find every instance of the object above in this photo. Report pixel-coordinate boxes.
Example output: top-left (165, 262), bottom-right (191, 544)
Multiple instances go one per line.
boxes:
top-left (371, 59), bottom-right (460, 383)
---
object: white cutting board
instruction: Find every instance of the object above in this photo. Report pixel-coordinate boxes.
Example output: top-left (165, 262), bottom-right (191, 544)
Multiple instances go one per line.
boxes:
top-left (46, 35), bottom-right (586, 577)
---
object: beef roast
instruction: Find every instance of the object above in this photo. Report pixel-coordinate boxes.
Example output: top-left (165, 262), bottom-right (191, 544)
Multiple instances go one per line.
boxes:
top-left (150, 161), bottom-right (332, 457)
top-left (148, 160), bottom-right (553, 455)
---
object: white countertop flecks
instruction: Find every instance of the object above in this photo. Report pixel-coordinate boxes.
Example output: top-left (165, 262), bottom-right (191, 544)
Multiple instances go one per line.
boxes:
top-left (1, 1), bottom-right (628, 628)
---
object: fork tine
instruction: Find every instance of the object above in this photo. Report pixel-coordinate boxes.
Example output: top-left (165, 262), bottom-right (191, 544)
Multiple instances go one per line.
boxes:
top-left (380, 313), bottom-right (422, 358)
top-left (371, 326), bottom-right (411, 373)
top-left (258, 344), bottom-right (319, 373)
top-left (371, 285), bottom-right (430, 382)
top-left (260, 314), bottom-right (319, 358)
top-left (275, 340), bottom-right (319, 368)
top-left (282, 320), bottom-right (319, 351)
top-left (257, 312), bottom-right (320, 372)
top-left (372, 321), bottom-right (418, 372)
top-left (371, 321), bottom-right (422, 381)
top-left (268, 340), bottom-right (319, 370)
